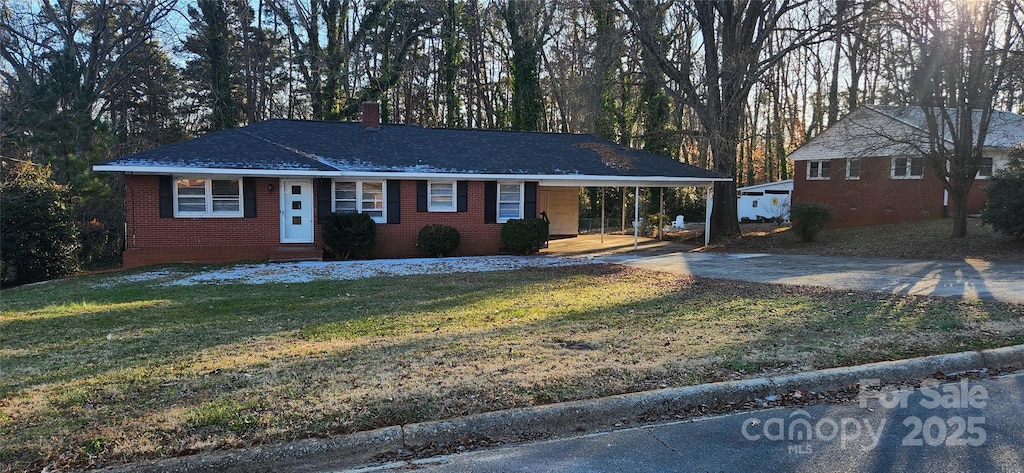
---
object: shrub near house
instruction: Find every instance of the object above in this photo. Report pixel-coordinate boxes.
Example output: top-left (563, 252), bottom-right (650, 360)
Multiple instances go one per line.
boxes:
top-left (981, 146), bottom-right (1024, 240)
top-left (790, 201), bottom-right (835, 242)
top-left (0, 161), bottom-right (80, 283)
top-left (323, 212), bottom-right (376, 259)
top-left (502, 218), bottom-right (550, 255)
top-left (417, 224), bottom-right (461, 257)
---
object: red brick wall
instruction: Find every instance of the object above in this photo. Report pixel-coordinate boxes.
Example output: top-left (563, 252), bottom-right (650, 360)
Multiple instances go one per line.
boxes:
top-left (373, 180), bottom-right (532, 258)
top-left (122, 175), bottom-right (322, 267)
top-left (965, 179), bottom-right (991, 215)
top-left (792, 158), bottom-right (991, 228)
top-left (122, 176), bottom-right (536, 266)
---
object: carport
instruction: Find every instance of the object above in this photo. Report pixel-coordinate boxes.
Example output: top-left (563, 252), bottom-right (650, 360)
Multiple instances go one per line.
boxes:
top-left (532, 176), bottom-right (731, 250)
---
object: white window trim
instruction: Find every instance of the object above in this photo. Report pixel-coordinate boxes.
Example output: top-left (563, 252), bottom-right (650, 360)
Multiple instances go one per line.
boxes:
top-left (427, 180), bottom-right (457, 212)
top-left (891, 156), bottom-right (924, 180)
top-left (332, 180), bottom-right (387, 223)
top-left (845, 158), bottom-right (861, 180)
top-left (497, 182), bottom-right (525, 223)
top-left (172, 177), bottom-right (243, 218)
top-left (806, 160), bottom-right (830, 181)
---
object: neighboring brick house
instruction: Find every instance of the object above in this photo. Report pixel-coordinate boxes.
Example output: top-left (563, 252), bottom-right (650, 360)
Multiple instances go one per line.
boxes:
top-left (95, 103), bottom-right (727, 267)
top-left (790, 105), bottom-right (1024, 228)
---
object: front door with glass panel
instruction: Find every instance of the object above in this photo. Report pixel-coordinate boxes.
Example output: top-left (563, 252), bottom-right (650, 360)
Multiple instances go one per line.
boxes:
top-left (280, 179), bottom-right (313, 243)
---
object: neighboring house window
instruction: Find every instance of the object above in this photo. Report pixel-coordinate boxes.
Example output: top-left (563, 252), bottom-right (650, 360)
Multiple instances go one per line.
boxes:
top-left (174, 177), bottom-right (242, 217)
top-left (846, 158), bottom-right (861, 180)
top-left (978, 157), bottom-right (994, 178)
top-left (334, 181), bottom-right (385, 223)
top-left (427, 181), bottom-right (456, 212)
top-left (807, 160), bottom-right (831, 180)
top-left (892, 156), bottom-right (924, 179)
top-left (497, 183), bottom-right (524, 223)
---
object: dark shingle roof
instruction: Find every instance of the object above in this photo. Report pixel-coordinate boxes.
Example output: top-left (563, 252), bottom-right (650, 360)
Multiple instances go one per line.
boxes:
top-left (100, 120), bottom-right (724, 179)
top-left (101, 126), bottom-right (338, 171)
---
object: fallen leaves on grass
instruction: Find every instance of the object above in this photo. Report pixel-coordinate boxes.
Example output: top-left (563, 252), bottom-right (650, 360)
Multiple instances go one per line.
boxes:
top-left (1, 264), bottom-right (1022, 471)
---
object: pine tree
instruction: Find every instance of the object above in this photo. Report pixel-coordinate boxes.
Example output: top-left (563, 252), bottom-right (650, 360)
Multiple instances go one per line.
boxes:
top-left (184, 0), bottom-right (240, 131)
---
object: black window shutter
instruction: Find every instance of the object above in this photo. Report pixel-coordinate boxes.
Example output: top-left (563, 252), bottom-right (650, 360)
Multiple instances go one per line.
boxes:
top-left (524, 181), bottom-right (538, 218)
top-left (317, 178), bottom-right (333, 223)
top-left (416, 180), bottom-right (427, 212)
top-left (387, 180), bottom-right (401, 224)
top-left (484, 181), bottom-right (497, 224)
top-left (243, 177), bottom-right (257, 218)
top-left (457, 180), bottom-right (468, 212)
top-left (158, 175), bottom-right (173, 218)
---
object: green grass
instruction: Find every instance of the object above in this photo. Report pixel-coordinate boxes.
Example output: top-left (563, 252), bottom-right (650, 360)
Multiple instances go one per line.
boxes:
top-left (1, 264), bottom-right (1023, 472)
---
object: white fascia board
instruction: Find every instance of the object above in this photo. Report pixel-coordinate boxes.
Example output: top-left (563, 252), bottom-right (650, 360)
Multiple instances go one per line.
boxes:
top-left (736, 179), bottom-right (794, 192)
top-left (336, 170), bottom-right (729, 187)
top-left (92, 165), bottom-right (331, 177)
top-left (535, 178), bottom-right (720, 187)
top-left (92, 165), bottom-right (728, 187)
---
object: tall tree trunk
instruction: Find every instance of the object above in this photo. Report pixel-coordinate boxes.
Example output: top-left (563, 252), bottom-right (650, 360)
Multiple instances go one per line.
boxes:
top-left (707, 105), bottom-right (743, 239)
top-left (827, 1), bottom-right (849, 125)
top-left (500, 0), bottom-right (549, 131)
top-left (441, 0), bottom-right (465, 128)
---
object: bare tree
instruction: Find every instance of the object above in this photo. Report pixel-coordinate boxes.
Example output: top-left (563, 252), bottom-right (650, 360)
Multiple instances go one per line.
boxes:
top-left (620, 0), bottom-right (840, 241)
top-left (897, 0), bottom-right (1021, 237)
top-left (1, 0), bottom-right (177, 169)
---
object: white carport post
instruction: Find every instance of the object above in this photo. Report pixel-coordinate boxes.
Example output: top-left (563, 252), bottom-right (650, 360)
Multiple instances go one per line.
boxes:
top-left (704, 184), bottom-right (713, 246)
top-left (633, 185), bottom-right (640, 250)
top-left (658, 187), bottom-right (664, 241)
top-left (600, 187), bottom-right (605, 243)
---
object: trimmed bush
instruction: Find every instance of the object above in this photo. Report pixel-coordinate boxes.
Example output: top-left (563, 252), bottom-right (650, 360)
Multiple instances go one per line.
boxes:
top-left (0, 161), bottom-right (80, 283)
top-left (790, 201), bottom-right (834, 242)
top-left (501, 218), bottom-right (549, 255)
top-left (981, 146), bottom-right (1024, 240)
top-left (417, 224), bottom-right (461, 257)
top-left (322, 212), bottom-right (376, 259)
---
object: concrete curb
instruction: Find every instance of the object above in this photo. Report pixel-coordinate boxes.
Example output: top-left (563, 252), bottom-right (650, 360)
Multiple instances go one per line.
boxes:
top-left (100, 345), bottom-right (1024, 473)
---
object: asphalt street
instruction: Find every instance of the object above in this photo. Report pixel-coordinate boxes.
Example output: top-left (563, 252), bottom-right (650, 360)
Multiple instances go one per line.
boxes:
top-left (595, 252), bottom-right (1024, 303)
top-left (351, 371), bottom-right (1024, 473)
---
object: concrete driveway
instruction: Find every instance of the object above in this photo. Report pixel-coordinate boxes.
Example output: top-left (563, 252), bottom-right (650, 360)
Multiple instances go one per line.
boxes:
top-left (594, 252), bottom-right (1024, 303)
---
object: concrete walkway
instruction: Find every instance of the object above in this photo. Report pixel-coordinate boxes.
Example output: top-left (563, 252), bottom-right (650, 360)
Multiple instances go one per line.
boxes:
top-left (542, 234), bottom-right (696, 256)
top-left (594, 252), bottom-right (1024, 303)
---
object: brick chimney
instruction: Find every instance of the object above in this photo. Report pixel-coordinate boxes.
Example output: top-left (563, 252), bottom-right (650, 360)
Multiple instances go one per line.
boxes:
top-left (361, 101), bottom-right (380, 130)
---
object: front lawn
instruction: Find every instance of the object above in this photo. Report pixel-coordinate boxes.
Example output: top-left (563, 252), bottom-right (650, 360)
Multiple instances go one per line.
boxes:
top-left (2, 264), bottom-right (1023, 471)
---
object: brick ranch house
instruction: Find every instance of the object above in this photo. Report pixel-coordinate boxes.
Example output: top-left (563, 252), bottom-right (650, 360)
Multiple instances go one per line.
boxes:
top-left (790, 105), bottom-right (1024, 227)
top-left (95, 103), bottom-right (727, 267)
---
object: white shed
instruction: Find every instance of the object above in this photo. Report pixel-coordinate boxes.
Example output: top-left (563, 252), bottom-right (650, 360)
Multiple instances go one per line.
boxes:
top-left (737, 179), bottom-right (793, 222)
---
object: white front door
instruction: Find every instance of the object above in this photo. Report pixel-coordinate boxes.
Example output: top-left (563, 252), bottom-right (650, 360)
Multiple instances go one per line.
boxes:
top-left (280, 179), bottom-right (314, 243)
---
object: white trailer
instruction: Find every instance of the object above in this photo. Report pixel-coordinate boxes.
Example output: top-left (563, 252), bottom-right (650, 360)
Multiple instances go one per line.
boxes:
top-left (737, 179), bottom-right (793, 222)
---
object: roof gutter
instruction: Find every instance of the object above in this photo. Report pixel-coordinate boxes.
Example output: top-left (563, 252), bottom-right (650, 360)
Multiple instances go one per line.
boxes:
top-left (92, 165), bottom-right (333, 177)
top-left (92, 165), bottom-right (731, 187)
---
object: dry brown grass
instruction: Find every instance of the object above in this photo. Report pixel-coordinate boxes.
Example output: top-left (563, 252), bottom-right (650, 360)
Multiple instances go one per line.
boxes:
top-left (2, 264), bottom-right (1022, 471)
top-left (669, 218), bottom-right (1024, 262)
